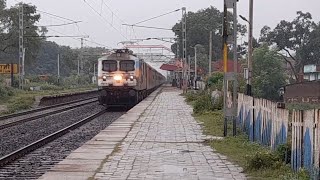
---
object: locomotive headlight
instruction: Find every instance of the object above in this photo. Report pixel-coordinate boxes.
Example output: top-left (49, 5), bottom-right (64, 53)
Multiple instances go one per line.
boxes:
top-left (130, 75), bottom-right (134, 79)
top-left (113, 75), bottom-right (122, 81)
top-left (102, 76), bottom-right (107, 81)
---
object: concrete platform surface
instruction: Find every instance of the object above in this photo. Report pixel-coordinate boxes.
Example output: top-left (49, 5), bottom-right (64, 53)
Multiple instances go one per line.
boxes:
top-left (39, 87), bottom-right (246, 180)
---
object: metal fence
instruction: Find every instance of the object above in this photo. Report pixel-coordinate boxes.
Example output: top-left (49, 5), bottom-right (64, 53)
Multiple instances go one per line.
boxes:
top-left (237, 93), bottom-right (289, 150)
top-left (237, 93), bottom-right (320, 177)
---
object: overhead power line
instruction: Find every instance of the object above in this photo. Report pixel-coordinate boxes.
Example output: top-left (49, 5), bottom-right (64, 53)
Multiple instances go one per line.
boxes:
top-left (37, 21), bottom-right (82, 27)
top-left (48, 28), bottom-right (110, 48)
top-left (83, 39), bottom-right (112, 48)
top-left (37, 9), bottom-right (79, 23)
top-left (83, 0), bottom-right (128, 40)
top-left (133, 9), bottom-right (181, 25)
top-left (25, 35), bottom-right (88, 38)
top-left (122, 24), bottom-right (173, 31)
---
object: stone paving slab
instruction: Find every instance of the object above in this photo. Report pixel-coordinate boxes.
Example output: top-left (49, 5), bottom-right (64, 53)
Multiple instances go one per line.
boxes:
top-left (39, 88), bottom-right (161, 180)
top-left (93, 87), bottom-right (246, 180)
top-left (39, 87), bottom-right (246, 180)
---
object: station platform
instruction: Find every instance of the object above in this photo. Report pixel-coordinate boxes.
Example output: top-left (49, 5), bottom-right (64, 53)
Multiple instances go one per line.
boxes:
top-left (39, 86), bottom-right (246, 180)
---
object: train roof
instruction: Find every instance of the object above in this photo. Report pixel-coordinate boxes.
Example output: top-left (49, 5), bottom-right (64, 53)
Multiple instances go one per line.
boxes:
top-left (98, 49), bottom-right (139, 61)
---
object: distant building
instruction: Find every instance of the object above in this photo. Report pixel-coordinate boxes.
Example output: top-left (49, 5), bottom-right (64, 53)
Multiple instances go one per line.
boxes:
top-left (284, 80), bottom-right (320, 104)
top-left (304, 64), bottom-right (320, 81)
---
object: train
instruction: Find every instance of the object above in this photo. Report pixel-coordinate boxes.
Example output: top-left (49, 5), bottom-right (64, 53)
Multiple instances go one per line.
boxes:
top-left (97, 49), bottom-right (166, 107)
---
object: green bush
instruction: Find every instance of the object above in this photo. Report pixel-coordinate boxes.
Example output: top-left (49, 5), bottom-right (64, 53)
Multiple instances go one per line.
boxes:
top-left (7, 96), bottom-right (34, 113)
top-left (40, 84), bottom-right (64, 91)
top-left (275, 143), bottom-right (291, 164)
top-left (247, 150), bottom-right (280, 170)
top-left (193, 93), bottom-right (213, 114)
top-left (207, 72), bottom-right (224, 90)
top-left (1, 86), bottom-right (14, 97)
top-left (185, 92), bottom-right (199, 103)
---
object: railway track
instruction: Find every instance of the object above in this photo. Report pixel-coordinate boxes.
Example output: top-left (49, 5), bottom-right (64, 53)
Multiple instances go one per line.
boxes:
top-left (0, 97), bottom-right (98, 130)
top-left (0, 110), bottom-right (106, 167)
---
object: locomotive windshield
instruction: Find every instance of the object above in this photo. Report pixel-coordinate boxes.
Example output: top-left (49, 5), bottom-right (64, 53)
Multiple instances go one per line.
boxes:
top-left (120, 60), bottom-right (135, 71)
top-left (102, 60), bottom-right (117, 72)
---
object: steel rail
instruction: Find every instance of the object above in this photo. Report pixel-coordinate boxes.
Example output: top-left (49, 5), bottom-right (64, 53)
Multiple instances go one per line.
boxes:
top-left (0, 99), bottom-right (98, 130)
top-left (0, 110), bottom-right (106, 167)
top-left (0, 97), bottom-right (97, 121)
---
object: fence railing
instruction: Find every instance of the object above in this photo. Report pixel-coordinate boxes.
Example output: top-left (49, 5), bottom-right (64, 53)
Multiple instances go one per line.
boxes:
top-left (291, 109), bottom-right (320, 177)
top-left (237, 93), bottom-right (320, 177)
top-left (237, 93), bottom-right (289, 150)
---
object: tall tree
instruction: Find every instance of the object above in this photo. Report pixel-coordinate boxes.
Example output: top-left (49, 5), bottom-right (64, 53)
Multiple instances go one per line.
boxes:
top-left (261, 11), bottom-right (319, 78)
top-left (171, 6), bottom-right (246, 61)
top-left (0, 2), bottom-right (45, 65)
top-left (252, 45), bottom-right (286, 101)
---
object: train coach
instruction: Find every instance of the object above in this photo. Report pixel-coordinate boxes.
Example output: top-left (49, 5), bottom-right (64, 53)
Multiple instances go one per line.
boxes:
top-left (97, 49), bottom-right (166, 107)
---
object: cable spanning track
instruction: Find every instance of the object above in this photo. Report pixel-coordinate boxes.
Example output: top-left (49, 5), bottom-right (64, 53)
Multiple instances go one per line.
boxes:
top-left (83, 0), bottom-right (128, 40)
top-left (133, 9), bottom-right (181, 25)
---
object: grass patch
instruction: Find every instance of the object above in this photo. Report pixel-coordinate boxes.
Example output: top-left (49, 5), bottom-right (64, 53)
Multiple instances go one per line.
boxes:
top-left (196, 111), bottom-right (233, 137)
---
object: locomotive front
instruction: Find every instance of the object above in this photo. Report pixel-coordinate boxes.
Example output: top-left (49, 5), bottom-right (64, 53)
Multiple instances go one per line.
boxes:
top-left (98, 49), bottom-right (141, 106)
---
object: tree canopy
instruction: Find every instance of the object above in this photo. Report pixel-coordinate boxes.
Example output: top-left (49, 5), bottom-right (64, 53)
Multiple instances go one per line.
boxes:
top-left (171, 6), bottom-right (246, 61)
top-left (0, 2), bottom-right (46, 65)
top-left (252, 45), bottom-right (286, 101)
top-left (259, 11), bottom-right (320, 77)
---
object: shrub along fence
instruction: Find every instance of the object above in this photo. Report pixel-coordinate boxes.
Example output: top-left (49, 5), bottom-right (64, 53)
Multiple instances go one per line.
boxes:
top-left (237, 93), bottom-right (320, 177)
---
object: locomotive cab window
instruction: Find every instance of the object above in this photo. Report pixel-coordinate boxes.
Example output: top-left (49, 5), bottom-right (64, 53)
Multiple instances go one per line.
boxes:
top-left (120, 60), bottom-right (135, 71)
top-left (102, 60), bottom-right (117, 72)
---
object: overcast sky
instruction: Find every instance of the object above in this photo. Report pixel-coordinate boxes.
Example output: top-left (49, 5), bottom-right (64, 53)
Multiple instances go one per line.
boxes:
top-left (6, 0), bottom-right (320, 49)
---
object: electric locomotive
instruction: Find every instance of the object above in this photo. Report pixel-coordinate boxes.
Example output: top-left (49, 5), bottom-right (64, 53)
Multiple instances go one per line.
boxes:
top-left (97, 49), bottom-right (165, 107)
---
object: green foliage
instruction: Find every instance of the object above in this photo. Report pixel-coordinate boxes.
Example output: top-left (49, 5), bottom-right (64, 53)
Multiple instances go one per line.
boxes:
top-left (0, 2), bottom-right (45, 65)
top-left (7, 95), bottom-right (34, 113)
top-left (196, 111), bottom-right (227, 136)
top-left (207, 72), bottom-right (223, 90)
top-left (185, 92), bottom-right (199, 103)
top-left (193, 93), bottom-right (213, 114)
top-left (0, 77), bottom-right (14, 98)
top-left (62, 74), bottom-right (92, 88)
top-left (275, 143), bottom-right (291, 164)
top-left (171, 6), bottom-right (246, 60)
top-left (0, 86), bottom-right (14, 98)
top-left (260, 11), bottom-right (320, 77)
top-left (247, 150), bottom-right (280, 170)
top-left (252, 45), bottom-right (286, 101)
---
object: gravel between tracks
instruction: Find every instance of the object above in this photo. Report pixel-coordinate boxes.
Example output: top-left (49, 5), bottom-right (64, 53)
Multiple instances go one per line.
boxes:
top-left (0, 110), bottom-right (124, 179)
top-left (0, 102), bottom-right (100, 157)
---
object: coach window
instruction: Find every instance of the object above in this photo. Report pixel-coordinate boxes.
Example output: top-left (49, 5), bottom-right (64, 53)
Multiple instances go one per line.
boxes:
top-left (102, 60), bottom-right (117, 72)
top-left (120, 60), bottom-right (135, 71)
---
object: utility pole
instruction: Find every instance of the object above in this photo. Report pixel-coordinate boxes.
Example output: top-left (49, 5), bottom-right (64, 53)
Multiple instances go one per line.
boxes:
top-left (209, 31), bottom-right (213, 76)
top-left (182, 7), bottom-right (187, 93)
top-left (57, 54), bottom-right (60, 84)
top-left (232, 0), bottom-right (238, 136)
top-left (78, 38), bottom-right (84, 76)
top-left (194, 46), bottom-right (197, 89)
top-left (188, 55), bottom-right (191, 87)
top-left (18, 3), bottom-right (24, 89)
top-left (247, 0), bottom-right (253, 96)
top-left (222, 1), bottom-right (228, 137)
top-left (93, 63), bottom-right (96, 82)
